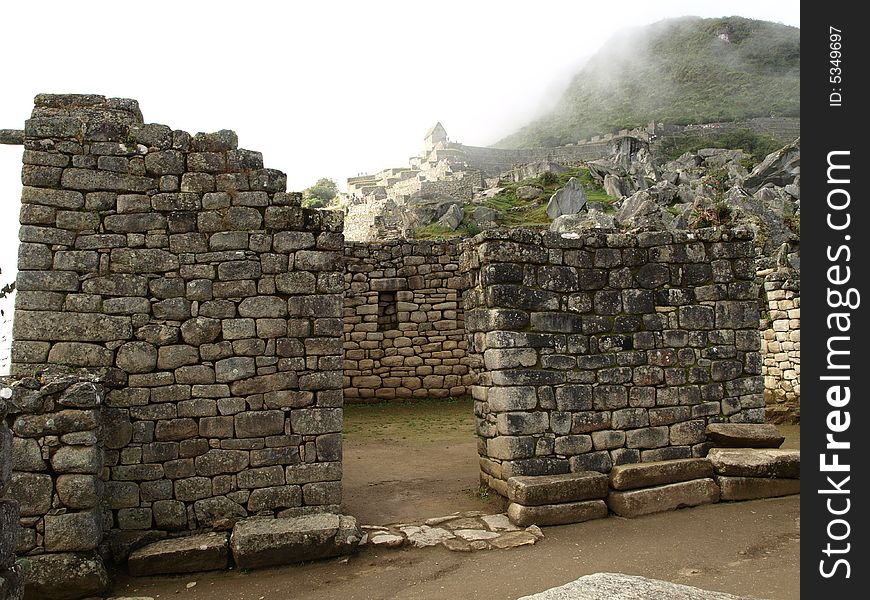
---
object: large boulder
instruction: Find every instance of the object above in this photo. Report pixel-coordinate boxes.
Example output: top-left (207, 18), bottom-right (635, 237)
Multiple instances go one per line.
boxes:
top-left (436, 203), bottom-right (463, 230)
top-left (744, 138), bottom-right (800, 193)
top-left (546, 178), bottom-right (587, 219)
top-left (517, 572), bottom-right (758, 600)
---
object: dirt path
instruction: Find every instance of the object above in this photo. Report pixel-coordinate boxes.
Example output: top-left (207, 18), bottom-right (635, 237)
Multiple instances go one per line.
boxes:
top-left (112, 496), bottom-right (799, 600)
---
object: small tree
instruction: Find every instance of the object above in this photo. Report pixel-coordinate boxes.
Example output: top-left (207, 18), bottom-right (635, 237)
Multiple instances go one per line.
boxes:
top-left (302, 177), bottom-right (339, 209)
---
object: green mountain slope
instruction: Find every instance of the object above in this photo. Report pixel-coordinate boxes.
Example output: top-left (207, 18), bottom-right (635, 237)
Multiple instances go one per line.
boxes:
top-left (496, 16), bottom-right (800, 148)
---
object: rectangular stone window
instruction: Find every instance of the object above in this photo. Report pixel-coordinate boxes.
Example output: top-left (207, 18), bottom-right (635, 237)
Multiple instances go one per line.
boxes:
top-left (377, 291), bottom-right (399, 331)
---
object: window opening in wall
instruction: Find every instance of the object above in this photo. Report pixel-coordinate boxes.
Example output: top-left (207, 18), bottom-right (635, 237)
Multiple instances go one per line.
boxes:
top-left (377, 291), bottom-right (399, 331)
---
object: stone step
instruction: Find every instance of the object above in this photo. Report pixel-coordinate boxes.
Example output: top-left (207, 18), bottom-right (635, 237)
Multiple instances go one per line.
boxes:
top-left (128, 532), bottom-right (229, 576)
top-left (507, 499), bottom-right (607, 527)
top-left (607, 478), bottom-right (720, 518)
top-left (705, 423), bottom-right (785, 448)
top-left (517, 572), bottom-right (759, 600)
top-left (707, 448), bottom-right (800, 478)
top-left (609, 458), bottom-right (713, 491)
top-left (230, 513), bottom-right (362, 570)
top-left (717, 476), bottom-right (801, 501)
top-left (507, 471), bottom-right (609, 506)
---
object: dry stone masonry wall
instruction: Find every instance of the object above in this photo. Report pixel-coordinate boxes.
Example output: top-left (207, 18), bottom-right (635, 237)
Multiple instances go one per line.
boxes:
top-left (9, 95), bottom-right (345, 546)
top-left (462, 228), bottom-right (764, 496)
top-left (1, 389), bottom-right (24, 600)
top-left (343, 241), bottom-right (474, 400)
top-left (759, 267), bottom-right (800, 423)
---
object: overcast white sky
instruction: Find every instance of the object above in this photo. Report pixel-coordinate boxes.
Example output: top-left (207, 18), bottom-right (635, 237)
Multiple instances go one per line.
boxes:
top-left (0, 0), bottom-right (798, 369)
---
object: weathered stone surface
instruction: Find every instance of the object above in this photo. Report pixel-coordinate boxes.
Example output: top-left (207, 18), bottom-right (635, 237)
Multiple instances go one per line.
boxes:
top-left (230, 514), bottom-right (361, 569)
top-left (516, 572), bottom-right (756, 600)
top-left (56, 474), bottom-right (100, 509)
top-left (507, 472), bottom-right (608, 506)
top-left (707, 448), bottom-right (799, 478)
top-left (128, 532), bottom-right (229, 576)
top-left (13, 311), bottom-right (132, 342)
top-left (7, 472), bottom-right (52, 516)
top-left (22, 551), bottom-right (110, 600)
top-left (507, 499), bottom-right (607, 527)
top-left (607, 478), bottom-right (720, 517)
top-left (0, 499), bottom-right (19, 568)
top-left (610, 458), bottom-right (714, 491)
top-left (546, 177), bottom-right (587, 219)
top-left (44, 509), bottom-right (102, 551)
top-left (705, 423), bottom-right (785, 448)
top-left (716, 476), bottom-right (801, 501)
top-left (398, 525), bottom-right (455, 548)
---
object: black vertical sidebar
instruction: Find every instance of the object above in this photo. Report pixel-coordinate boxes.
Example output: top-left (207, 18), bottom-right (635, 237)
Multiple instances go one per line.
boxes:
top-left (802, 2), bottom-right (868, 597)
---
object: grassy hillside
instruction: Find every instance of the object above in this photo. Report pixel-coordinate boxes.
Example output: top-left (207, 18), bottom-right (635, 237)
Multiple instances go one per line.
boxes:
top-left (497, 16), bottom-right (799, 148)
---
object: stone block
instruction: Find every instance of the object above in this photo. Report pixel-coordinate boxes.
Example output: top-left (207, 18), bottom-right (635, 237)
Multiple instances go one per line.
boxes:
top-left (487, 436), bottom-right (536, 460)
top-left (56, 474), bottom-right (100, 509)
top-left (610, 458), bottom-right (714, 490)
top-left (607, 478), bottom-right (720, 517)
top-left (507, 471), bottom-right (608, 506)
top-left (194, 449), bottom-right (249, 476)
top-left (247, 485), bottom-right (302, 512)
top-left (230, 514), bottom-right (361, 569)
top-left (22, 552), bottom-right (109, 600)
top-left (128, 532), bottom-right (229, 576)
top-left (625, 427), bottom-right (669, 449)
top-left (506, 499), bottom-right (607, 527)
top-left (44, 509), bottom-right (102, 551)
top-left (707, 448), bottom-right (800, 478)
top-left (13, 311), bottom-right (132, 342)
top-left (716, 476), bottom-right (801, 501)
top-left (7, 472), bottom-right (52, 516)
top-left (235, 411), bottom-right (286, 438)
top-left (705, 423), bottom-right (785, 448)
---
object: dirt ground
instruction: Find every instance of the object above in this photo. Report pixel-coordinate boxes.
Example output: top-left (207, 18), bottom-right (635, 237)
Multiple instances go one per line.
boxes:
top-left (110, 399), bottom-right (801, 599)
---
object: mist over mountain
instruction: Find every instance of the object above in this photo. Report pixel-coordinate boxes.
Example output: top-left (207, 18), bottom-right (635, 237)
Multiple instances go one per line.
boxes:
top-left (496, 16), bottom-right (800, 148)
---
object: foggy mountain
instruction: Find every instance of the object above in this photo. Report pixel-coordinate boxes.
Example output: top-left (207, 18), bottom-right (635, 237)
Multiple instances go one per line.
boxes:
top-left (495, 16), bottom-right (800, 148)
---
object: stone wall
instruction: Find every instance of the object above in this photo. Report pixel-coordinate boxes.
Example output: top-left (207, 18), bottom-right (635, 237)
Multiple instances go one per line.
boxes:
top-left (1, 387), bottom-right (24, 600)
top-left (343, 241), bottom-right (474, 401)
top-left (9, 94), bottom-right (345, 545)
top-left (759, 268), bottom-right (800, 423)
top-left (462, 228), bottom-right (764, 495)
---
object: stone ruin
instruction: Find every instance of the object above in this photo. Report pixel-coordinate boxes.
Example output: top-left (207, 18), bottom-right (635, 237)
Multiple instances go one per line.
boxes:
top-left (0, 94), bottom-right (799, 599)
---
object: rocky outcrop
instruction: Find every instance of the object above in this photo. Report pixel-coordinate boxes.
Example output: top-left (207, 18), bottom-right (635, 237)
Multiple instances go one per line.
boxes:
top-left (545, 177), bottom-right (587, 219)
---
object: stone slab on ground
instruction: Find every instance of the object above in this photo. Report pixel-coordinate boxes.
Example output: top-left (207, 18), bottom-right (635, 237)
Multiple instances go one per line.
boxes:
top-left (516, 572), bottom-right (759, 599)
top-left (0, 499), bottom-right (19, 569)
top-left (609, 458), bottom-right (713, 491)
top-left (230, 514), bottom-right (361, 570)
top-left (717, 476), bottom-right (801, 501)
top-left (707, 448), bottom-right (799, 479)
top-left (705, 423), bottom-right (785, 448)
top-left (127, 532), bottom-right (229, 576)
top-left (507, 472), bottom-right (609, 506)
top-left (21, 551), bottom-right (109, 600)
top-left (507, 499), bottom-right (607, 527)
top-left (607, 478), bottom-right (720, 518)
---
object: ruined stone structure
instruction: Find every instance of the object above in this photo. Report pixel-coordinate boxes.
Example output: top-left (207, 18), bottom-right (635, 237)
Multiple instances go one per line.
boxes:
top-left (343, 240), bottom-right (475, 401)
top-left (343, 117), bottom-right (800, 243)
top-left (0, 93), bottom-right (799, 599)
top-left (462, 229), bottom-right (763, 496)
top-left (3, 94), bottom-right (346, 596)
